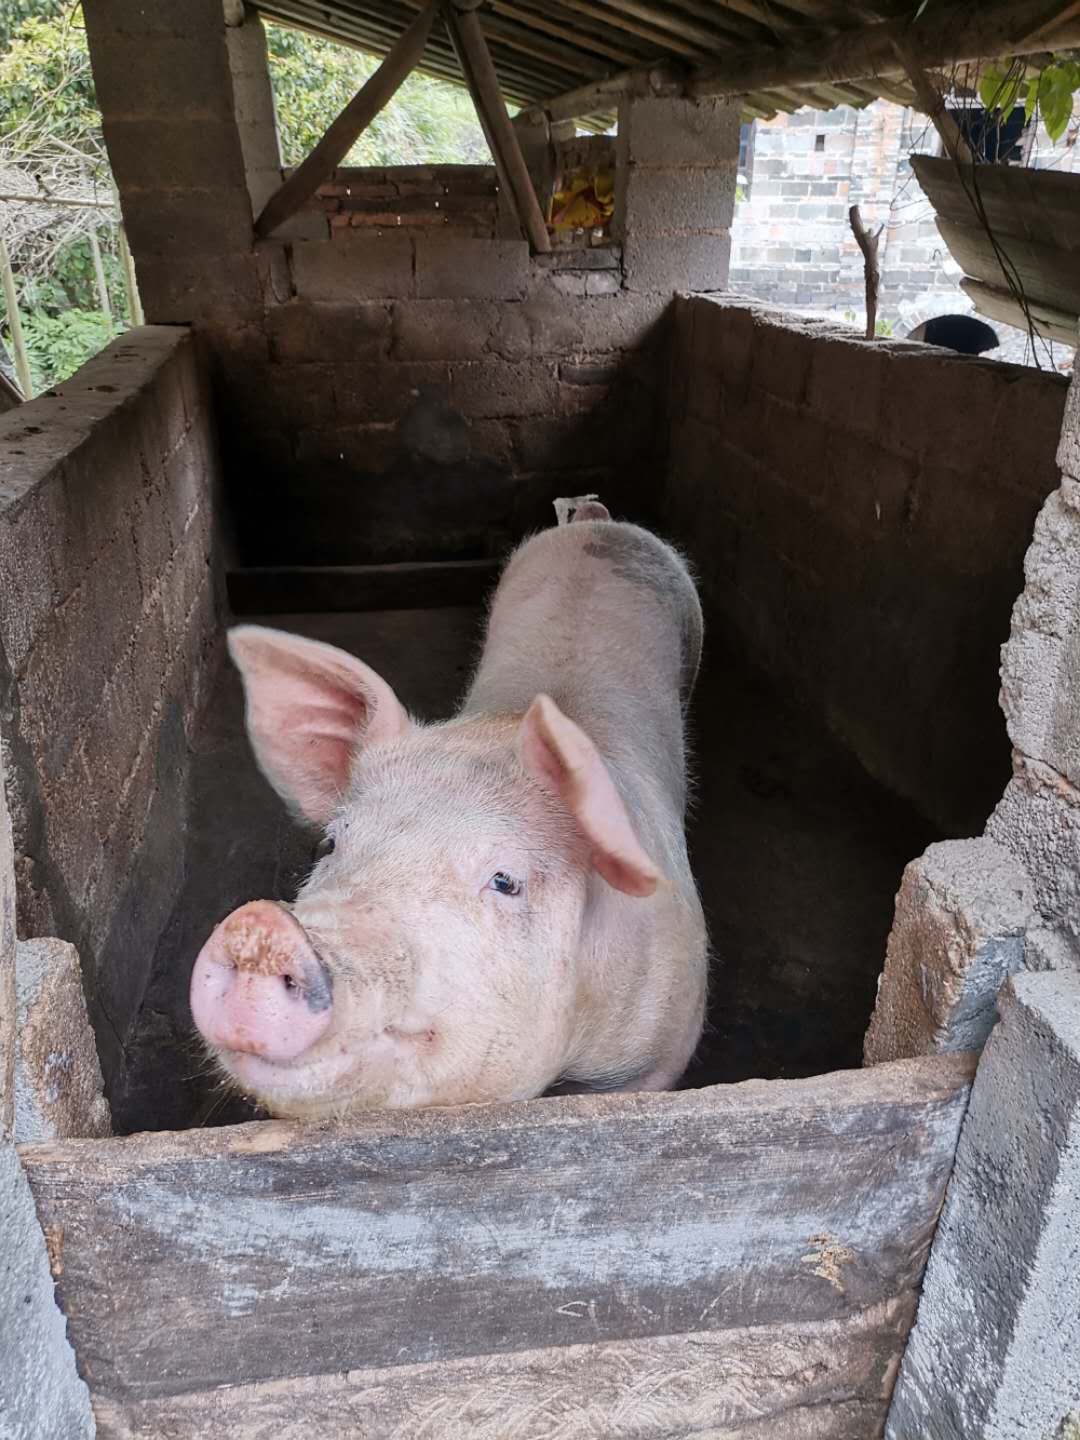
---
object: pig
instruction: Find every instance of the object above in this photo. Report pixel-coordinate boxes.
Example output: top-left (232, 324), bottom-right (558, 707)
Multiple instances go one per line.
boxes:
top-left (190, 497), bottom-right (708, 1119)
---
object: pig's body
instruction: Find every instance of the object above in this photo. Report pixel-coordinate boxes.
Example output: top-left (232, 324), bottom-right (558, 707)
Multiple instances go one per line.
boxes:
top-left (462, 518), bottom-right (706, 1091)
top-left (190, 502), bottom-right (708, 1118)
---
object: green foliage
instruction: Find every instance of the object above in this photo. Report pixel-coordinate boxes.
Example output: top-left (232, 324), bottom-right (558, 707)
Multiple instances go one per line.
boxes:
top-left (20, 306), bottom-right (122, 389)
top-left (0, 7), bottom-right (101, 157)
top-left (978, 55), bottom-right (1080, 143)
top-left (0, 0), bottom-right (64, 53)
top-left (265, 23), bottom-right (489, 166)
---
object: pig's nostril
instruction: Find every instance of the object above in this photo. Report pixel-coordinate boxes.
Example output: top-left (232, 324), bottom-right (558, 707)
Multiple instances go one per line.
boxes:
top-left (282, 973), bottom-right (297, 992)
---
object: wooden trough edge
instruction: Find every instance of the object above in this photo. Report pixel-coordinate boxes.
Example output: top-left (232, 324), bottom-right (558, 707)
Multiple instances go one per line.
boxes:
top-left (19, 1052), bottom-right (976, 1436)
top-left (226, 558), bottom-right (501, 615)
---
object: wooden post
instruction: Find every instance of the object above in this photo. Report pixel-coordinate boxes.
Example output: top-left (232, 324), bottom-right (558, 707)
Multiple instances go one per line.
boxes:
top-left (254, 3), bottom-right (438, 239)
top-left (890, 37), bottom-right (974, 165)
top-left (88, 227), bottom-right (112, 319)
top-left (118, 224), bottom-right (143, 327)
top-left (848, 205), bottom-right (882, 341)
top-left (444, 1), bottom-right (552, 253)
top-left (0, 236), bottom-right (33, 400)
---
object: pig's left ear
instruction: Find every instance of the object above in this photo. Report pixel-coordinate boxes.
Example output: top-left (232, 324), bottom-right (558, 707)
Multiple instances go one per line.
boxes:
top-left (518, 694), bottom-right (661, 898)
top-left (228, 625), bottom-right (411, 826)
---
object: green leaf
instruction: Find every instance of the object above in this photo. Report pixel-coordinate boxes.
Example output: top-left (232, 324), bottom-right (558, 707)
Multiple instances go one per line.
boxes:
top-left (979, 62), bottom-right (1026, 121)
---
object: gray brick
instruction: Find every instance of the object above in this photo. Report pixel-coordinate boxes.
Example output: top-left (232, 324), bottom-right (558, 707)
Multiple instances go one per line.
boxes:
top-left (391, 299), bottom-right (496, 361)
top-left (415, 237), bottom-right (528, 300)
top-left (268, 302), bottom-right (392, 363)
top-left (623, 231), bottom-right (731, 294)
top-left (617, 96), bottom-right (741, 169)
top-left (291, 233), bottom-right (415, 302)
top-left (623, 167), bottom-right (736, 235)
top-left (451, 359), bottom-right (559, 418)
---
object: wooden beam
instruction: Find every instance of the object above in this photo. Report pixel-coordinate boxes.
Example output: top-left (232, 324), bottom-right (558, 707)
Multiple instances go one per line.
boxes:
top-left (890, 35), bottom-right (974, 165)
top-left (20, 1052), bottom-right (975, 1432)
top-left (688, 0), bottom-right (1080, 97)
top-left (524, 60), bottom-right (686, 124)
top-left (444, 1), bottom-right (551, 253)
top-left (254, 2), bottom-right (437, 239)
top-left (0, 236), bottom-right (32, 401)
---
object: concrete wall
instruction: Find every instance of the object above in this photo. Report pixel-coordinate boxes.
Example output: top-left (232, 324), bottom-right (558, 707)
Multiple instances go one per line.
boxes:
top-left (0, 327), bottom-right (221, 1099)
top-left (83, 4), bottom-right (740, 567)
top-left (666, 296), bottom-right (1069, 835)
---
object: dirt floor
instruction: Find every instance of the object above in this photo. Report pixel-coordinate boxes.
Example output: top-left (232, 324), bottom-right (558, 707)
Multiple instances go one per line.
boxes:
top-left (112, 607), bottom-right (936, 1134)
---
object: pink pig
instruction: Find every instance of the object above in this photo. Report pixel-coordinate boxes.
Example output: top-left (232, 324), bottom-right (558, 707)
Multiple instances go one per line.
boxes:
top-left (190, 498), bottom-right (708, 1119)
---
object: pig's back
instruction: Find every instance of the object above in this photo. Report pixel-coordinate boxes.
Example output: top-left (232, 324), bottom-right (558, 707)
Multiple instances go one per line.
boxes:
top-left (462, 521), bottom-right (701, 814)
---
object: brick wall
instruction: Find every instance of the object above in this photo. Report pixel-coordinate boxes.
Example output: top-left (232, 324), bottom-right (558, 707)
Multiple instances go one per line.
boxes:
top-left (302, 165), bottom-right (500, 240)
top-left (731, 98), bottom-right (1080, 339)
top-left (0, 329), bottom-right (221, 1092)
top-left (667, 296), bottom-right (1070, 834)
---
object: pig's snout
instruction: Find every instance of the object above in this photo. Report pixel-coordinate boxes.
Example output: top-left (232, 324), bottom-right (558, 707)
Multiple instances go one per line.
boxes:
top-left (190, 900), bottom-right (333, 1061)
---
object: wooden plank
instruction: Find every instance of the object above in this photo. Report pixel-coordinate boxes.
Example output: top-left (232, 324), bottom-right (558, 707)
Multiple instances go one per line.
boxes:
top-left (20, 1053), bottom-right (975, 1423)
top-left (912, 153), bottom-right (1080, 253)
top-left (961, 277), bottom-right (1079, 349)
top-left (92, 1305), bottom-right (909, 1438)
top-left (445, 2), bottom-right (552, 254)
top-left (226, 559), bottom-right (500, 614)
top-left (254, 3), bottom-right (438, 239)
top-left (935, 215), bottom-right (1080, 319)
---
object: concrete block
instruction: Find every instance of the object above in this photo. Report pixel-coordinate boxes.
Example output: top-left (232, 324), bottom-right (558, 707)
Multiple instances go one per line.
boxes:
top-left (622, 167), bottom-right (736, 235)
top-left (864, 839), bottom-right (1033, 1066)
top-left (391, 299), bottom-right (496, 361)
top-left (623, 230), bottom-right (731, 294)
top-left (578, 294), bottom-right (671, 352)
top-left (805, 336), bottom-right (884, 439)
top-left (988, 756), bottom-right (1080, 964)
top-left (134, 252), bottom-right (266, 324)
top-left (885, 968), bottom-right (1080, 1439)
top-left (1000, 480), bottom-right (1080, 788)
top-left (0, 1146), bottom-right (95, 1438)
top-left (15, 937), bottom-right (111, 1143)
top-left (121, 187), bottom-right (255, 256)
top-left (291, 233), bottom-right (415, 302)
top-left (987, 368), bottom-right (1068, 496)
top-left (617, 96), bottom-right (742, 170)
top-left (415, 237), bottom-right (528, 300)
top-left (876, 351), bottom-right (1002, 469)
top-left (451, 359), bottom-right (559, 419)
top-left (747, 312), bottom-right (815, 407)
top-left (90, 35), bottom-right (235, 120)
top-left (1059, 368), bottom-right (1080, 480)
top-left (105, 117), bottom-right (248, 192)
top-left (489, 286), bottom-right (585, 362)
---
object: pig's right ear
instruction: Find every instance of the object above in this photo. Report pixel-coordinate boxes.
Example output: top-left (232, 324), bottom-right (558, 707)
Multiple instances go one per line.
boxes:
top-left (518, 694), bottom-right (661, 898)
top-left (227, 625), bottom-right (411, 826)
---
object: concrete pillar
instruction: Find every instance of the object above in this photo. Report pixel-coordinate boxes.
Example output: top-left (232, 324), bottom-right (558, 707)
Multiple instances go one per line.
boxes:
top-left (83, 0), bottom-right (281, 324)
top-left (886, 969), bottom-right (1080, 1438)
top-left (0, 742), bottom-right (95, 1439)
top-left (615, 95), bottom-right (739, 294)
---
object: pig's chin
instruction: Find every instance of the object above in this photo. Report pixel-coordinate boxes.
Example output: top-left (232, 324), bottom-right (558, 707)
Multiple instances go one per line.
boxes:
top-left (221, 1045), bottom-right (363, 1117)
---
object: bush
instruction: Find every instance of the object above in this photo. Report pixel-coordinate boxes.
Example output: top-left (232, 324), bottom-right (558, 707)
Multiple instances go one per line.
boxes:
top-left (20, 307), bottom-right (122, 390)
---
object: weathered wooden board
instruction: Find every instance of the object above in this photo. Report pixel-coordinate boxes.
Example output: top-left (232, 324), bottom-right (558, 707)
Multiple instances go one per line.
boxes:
top-left (20, 1054), bottom-right (975, 1436)
top-left (912, 155), bottom-right (1080, 333)
top-left (960, 278), bottom-right (1079, 350)
top-left (93, 1303), bottom-right (910, 1439)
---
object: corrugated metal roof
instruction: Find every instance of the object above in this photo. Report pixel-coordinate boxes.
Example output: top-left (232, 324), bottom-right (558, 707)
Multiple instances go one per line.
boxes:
top-left (256, 0), bottom-right (924, 124)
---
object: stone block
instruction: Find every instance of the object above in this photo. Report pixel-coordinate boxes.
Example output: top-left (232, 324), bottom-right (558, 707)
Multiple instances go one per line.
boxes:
top-left (623, 230), bottom-right (731, 294)
top-left (415, 236), bottom-right (529, 300)
top-left (451, 359), bottom-right (559, 419)
top-left (291, 233), bottom-right (415, 302)
top-left (864, 839), bottom-right (1033, 1066)
top-left (622, 167), bottom-right (736, 235)
top-left (0, 1146), bottom-right (95, 1438)
top-left (988, 756), bottom-right (1080, 963)
top-left (1059, 368), bottom-right (1080, 480)
top-left (391, 299), bottom-right (496, 361)
top-left (617, 96), bottom-right (741, 170)
top-left (886, 968), bottom-right (1080, 1439)
top-left (14, 937), bottom-right (111, 1143)
top-left (998, 480), bottom-right (1080, 787)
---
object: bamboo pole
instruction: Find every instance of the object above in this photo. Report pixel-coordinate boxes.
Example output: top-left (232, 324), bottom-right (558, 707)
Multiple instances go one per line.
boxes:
top-left (444, 1), bottom-right (551, 253)
top-left (254, 2), bottom-right (438, 239)
top-left (0, 236), bottom-right (32, 401)
top-left (88, 227), bottom-right (112, 319)
top-left (118, 223), bottom-right (143, 327)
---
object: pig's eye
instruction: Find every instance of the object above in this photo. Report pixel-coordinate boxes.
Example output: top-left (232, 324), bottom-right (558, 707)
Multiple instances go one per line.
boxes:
top-left (487, 871), bottom-right (523, 898)
top-left (314, 835), bottom-right (335, 860)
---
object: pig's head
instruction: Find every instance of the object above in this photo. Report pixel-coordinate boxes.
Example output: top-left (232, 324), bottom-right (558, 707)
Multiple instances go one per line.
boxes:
top-left (190, 625), bottom-right (661, 1119)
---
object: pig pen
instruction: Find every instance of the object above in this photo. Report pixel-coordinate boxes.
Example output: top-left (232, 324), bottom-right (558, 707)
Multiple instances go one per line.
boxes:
top-left (2, 304), bottom-right (1079, 1439)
